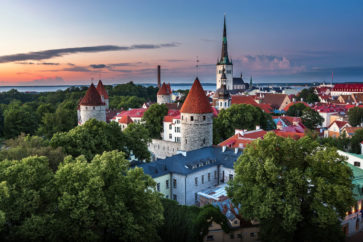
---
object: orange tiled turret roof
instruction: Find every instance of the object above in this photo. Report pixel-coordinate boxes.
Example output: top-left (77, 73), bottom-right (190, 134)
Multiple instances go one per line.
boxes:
top-left (157, 82), bottom-right (170, 95)
top-left (96, 80), bottom-right (109, 99)
top-left (180, 78), bottom-right (213, 114)
top-left (79, 83), bottom-right (105, 106)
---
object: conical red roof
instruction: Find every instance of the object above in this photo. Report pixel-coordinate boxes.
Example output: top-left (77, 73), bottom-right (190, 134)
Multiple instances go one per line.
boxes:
top-left (119, 115), bottom-right (133, 124)
top-left (96, 80), bottom-right (109, 99)
top-left (79, 83), bottom-right (105, 106)
top-left (157, 82), bottom-right (170, 95)
top-left (180, 78), bottom-right (213, 114)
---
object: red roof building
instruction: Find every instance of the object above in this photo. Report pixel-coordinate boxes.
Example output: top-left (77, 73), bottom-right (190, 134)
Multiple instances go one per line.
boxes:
top-left (79, 83), bottom-right (105, 106)
top-left (119, 115), bottom-right (133, 124)
top-left (231, 95), bottom-right (272, 113)
top-left (180, 78), bottom-right (213, 114)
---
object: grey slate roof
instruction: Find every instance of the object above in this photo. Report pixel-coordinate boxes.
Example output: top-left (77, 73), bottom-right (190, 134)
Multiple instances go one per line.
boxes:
top-left (138, 146), bottom-right (242, 178)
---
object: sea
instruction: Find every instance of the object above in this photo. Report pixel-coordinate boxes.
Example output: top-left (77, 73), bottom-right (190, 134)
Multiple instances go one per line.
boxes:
top-left (0, 82), bottom-right (316, 93)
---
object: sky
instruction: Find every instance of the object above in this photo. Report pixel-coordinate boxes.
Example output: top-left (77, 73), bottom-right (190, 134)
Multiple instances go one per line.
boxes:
top-left (0, 0), bottom-right (362, 85)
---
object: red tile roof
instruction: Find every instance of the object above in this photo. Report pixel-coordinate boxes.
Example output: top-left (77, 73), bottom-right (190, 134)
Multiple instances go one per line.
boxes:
top-left (333, 83), bottom-right (363, 92)
top-left (119, 115), bottom-right (133, 124)
top-left (327, 120), bottom-right (349, 129)
top-left (115, 108), bottom-right (148, 118)
top-left (96, 80), bottom-right (109, 99)
top-left (180, 78), bottom-right (213, 114)
top-left (157, 82), bottom-right (171, 95)
top-left (79, 83), bottom-right (105, 106)
top-left (231, 95), bottom-right (272, 113)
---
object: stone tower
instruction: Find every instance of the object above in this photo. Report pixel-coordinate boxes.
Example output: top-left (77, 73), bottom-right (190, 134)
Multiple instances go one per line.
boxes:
top-left (157, 82), bottom-right (172, 104)
top-left (79, 83), bottom-right (106, 125)
top-left (213, 68), bottom-right (231, 110)
top-left (96, 80), bottom-right (109, 109)
top-left (180, 78), bottom-right (213, 152)
top-left (216, 15), bottom-right (233, 90)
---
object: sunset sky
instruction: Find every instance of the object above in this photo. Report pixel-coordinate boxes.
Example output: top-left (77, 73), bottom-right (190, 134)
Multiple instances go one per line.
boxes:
top-left (0, 0), bottom-right (362, 85)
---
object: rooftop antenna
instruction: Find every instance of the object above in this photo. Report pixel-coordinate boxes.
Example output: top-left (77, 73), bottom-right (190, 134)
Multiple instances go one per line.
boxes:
top-left (196, 56), bottom-right (199, 77)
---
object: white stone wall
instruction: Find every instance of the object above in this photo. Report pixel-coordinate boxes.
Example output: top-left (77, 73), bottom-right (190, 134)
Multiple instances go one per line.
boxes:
top-left (157, 94), bottom-right (171, 104)
top-left (79, 105), bottom-right (106, 125)
top-left (216, 64), bottom-right (233, 90)
top-left (148, 139), bottom-right (181, 160)
top-left (220, 167), bottom-right (235, 183)
top-left (181, 113), bottom-right (213, 152)
top-left (163, 119), bottom-right (181, 142)
top-left (338, 150), bottom-right (363, 168)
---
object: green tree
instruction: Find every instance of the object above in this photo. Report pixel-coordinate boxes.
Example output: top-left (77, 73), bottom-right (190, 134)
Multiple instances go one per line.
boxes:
top-left (142, 104), bottom-right (168, 139)
top-left (0, 156), bottom-right (55, 240)
top-left (0, 134), bottom-right (65, 171)
top-left (38, 101), bottom-right (77, 138)
top-left (213, 104), bottom-right (275, 144)
top-left (286, 103), bottom-right (308, 117)
top-left (228, 133), bottom-right (355, 242)
top-left (159, 199), bottom-right (230, 242)
top-left (50, 119), bottom-right (127, 161)
top-left (301, 107), bottom-right (323, 129)
top-left (297, 87), bottom-right (319, 104)
top-left (124, 123), bottom-right (151, 162)
top-left (0, 181), bottom-right (8, 230)
top-left (348, 107), bottom-right (363, 127)
top-left (109, 96), bottom-right (146, 110)
top-left (53, 151), bottom-right (163, 241)
top-left (350, 128), bottom-right (363, 154)
top-left (3, 102), bottom-right (38, 138)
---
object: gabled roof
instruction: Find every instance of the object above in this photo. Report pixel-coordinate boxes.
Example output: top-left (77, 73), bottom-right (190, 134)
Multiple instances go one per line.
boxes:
top-left (115, 108), bottom-right (147, 118)
top-left (327, 120), bottom-right (350, 130)
top-left (157, 82), bottom-right (171, 95)
top-left (231, 95), bottom-right (272, 113)
top-left (119, 115), bottom-right (133, 124)
top-left (343, 126), bottom-right (362, 135)
top-left (96, 80), bottom-right (109, 99)
top-left (79, 83), bottom-right (105, 106)
top-left (260, 93), bottom-right (289, 109)
top-left (180, 78), bottom-right (213, 114)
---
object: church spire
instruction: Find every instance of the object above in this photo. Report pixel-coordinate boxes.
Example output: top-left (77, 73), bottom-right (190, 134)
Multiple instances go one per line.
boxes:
top-left (219, 15), bottom-right (231, 65)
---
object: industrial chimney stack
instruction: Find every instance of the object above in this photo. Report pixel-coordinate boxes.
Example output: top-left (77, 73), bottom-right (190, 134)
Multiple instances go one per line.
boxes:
top-left (157, 65), bottom-right (161, 88)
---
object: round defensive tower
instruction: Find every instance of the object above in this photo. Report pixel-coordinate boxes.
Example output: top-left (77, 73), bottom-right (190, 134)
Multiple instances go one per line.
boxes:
top-left (79, 83), bottom-right (106, 125)
top-left (180, 78), bottom-right (213, 151)
top-left (157, 82), bottom-right (172, 104)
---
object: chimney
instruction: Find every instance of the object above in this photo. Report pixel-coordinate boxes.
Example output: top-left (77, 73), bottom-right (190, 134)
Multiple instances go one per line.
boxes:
top-left (256, 125), bottom-right (261, 130)
top-left (222, 146), bottom-right (227, 152)
top-left (157, 65), bottom-right (161, 88)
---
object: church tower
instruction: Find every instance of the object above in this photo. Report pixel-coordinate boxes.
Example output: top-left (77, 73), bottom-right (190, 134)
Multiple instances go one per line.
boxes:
top-left (180, 78), bottom-right (213, 152)
top-left (216, 15), bottom-right (233, 90)
top-left (213, 68), bottom-right (231, 110)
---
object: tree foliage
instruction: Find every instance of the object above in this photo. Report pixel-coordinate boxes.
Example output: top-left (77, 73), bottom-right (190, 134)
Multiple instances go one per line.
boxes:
top-left (0, 151), bottom-right (164, 241)
top-left (213, 104), bottom-right (275, 144)
top-left (301, 107), bottom-right (324, 130)
top-left (159, 199), bottom-right (230, 242)
top-left (0, 134), bottom-right (65, 171)
top-left (109, 96), bottom-right (146, 110)
top-left (142, 104), bottom-right (168, 139)
top-left (297, 87), bottom-right (319, 104)
top-left (228, 133), bottom-right (355, 242)
top-left (348, 107), bottom-right (363, 127)
top-left (50, 119), bottom-right (127, 161)
top-left (123, 123), bottom-right (151, 162)
top-left (286, 103), bottom-right (308, 117)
